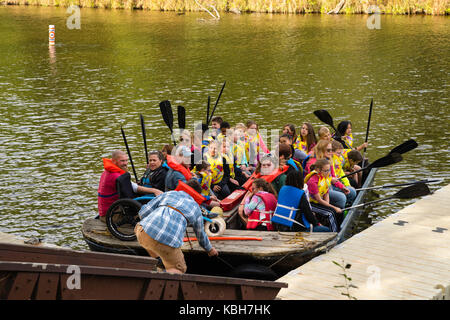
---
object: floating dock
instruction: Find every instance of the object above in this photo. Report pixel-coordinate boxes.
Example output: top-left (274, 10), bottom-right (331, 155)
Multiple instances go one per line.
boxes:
top-left (276, 183), bottom-right (450, 300)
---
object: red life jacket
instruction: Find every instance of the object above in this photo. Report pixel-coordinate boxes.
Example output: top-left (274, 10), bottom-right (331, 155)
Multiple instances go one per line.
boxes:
top-left (242, 165), bottom-right (289, 191)
top-left (246, 192), bottom-right (277, 231)
top-left (166, 155), bottom-right (192, 181)
top-left (97, 158), bottom-right (125, 217)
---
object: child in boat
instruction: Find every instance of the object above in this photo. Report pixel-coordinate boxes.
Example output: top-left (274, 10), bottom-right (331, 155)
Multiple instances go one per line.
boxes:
top-left (216, 121), bottom-right (231, 142)
top-left (228, 126), bottom-right (251, 185)
top-left (272, 170), bottom-right (330, 232)
top-left (209, 116), bottom-right (223, 140)
top-left (331, 140), bottom-right (351, 188)
top-left (240, 178), bottom-right (278, 231)
top-left (317, 126), bottom-right (332, 143)
top-left (204, 140), bottom-right (237, 199)
top-left (344, 149), bottom-right (364, 188)
top-left (304, 158), bottom-right (342, 232)
top-left (232, 123), bottom-right (252, 175)
top-left (293, 122), bottom-right (317, 154)
top-left (204, 140), bottom-right (227, 198)
top-left (161, 144), bottom-right (173, 159)
top-left (179, 129), bottom-right (202, 168)
top-left (245, 120), bottom-right (269, 166)
top-left (279, 134), bottom-right (308, 164)
top-left (336, 120), bottom-right (368, 151)
top-left (221, 139), bottom-right (241, 192)
top-left (282, 124), bottom-right (297, 142)
top-left (305, 140), bottom-right (355, 209)
top-left (192, 161), bottom-right (220, 208)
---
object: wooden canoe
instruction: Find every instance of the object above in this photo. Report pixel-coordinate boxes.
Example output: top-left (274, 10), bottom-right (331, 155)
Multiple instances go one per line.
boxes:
top-left (82, 168), bottom-right (377, 278)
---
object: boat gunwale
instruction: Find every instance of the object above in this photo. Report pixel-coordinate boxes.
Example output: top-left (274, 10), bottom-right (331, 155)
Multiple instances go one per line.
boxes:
top-left (336, 167), bottom-right (378, 244)
top-left (0, 260), bottom-right (287, 288)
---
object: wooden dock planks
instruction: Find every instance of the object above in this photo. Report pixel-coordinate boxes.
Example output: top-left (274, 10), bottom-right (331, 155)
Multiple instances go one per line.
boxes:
top-left (276, 183), bottom-right (450, 300)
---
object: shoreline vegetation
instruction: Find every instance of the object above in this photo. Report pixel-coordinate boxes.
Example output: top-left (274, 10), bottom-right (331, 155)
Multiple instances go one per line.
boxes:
top-left (1, 0), bottom-right (449, 15)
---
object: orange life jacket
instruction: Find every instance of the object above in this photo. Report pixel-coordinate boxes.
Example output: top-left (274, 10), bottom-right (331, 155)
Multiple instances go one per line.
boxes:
top-left (242, 165), bottom-right (289, 191)
top-left (175, 180), bottom-right (206, 205)
top-left (166, 155), bottom-right (192, 181)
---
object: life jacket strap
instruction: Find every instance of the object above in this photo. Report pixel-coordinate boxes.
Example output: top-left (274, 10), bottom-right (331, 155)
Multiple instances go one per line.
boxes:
top-left (97, 192), bottom-right (118, 198)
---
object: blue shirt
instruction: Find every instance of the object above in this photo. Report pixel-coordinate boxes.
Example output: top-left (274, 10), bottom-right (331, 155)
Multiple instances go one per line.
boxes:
top-left (164, 168), bottom-right (186, 191)
top-left (138, 191), bottom-right (212, 252)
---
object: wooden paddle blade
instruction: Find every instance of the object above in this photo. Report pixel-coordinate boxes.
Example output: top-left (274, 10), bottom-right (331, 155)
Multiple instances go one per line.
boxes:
top-left (389, 139), bottom-right (418, 155)
top-left (313, 109), bottom-right (336, 131)
top-left (370, 152), bottom-right (403, 168)
top-left (159, 100), bottom-right (173, 132)
top-left (177, 105), bottom-right (186, 129)
top-left (394, 183), bottom-right (431, 199)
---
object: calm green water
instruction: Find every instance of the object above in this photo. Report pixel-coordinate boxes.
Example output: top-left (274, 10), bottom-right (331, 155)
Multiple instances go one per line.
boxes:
top-left (0, 6), bottom-right (449, 250)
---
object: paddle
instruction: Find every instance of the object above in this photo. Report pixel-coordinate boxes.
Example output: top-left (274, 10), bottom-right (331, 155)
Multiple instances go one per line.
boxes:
top-left (139, 114), bottom-right (149, 165)
top-left (342, 183), bottom-right (431, 211)
top-left (177, 105), bottom-right (186, 130)
top-left (339, 152), bottom-right (403, 180)
top-left (159, 100), bottom-right (177, 146)
top-left (313, 109), bottom-right (337, 133)
top-left (206, 95), bottom-right (211, 126)
top-left (120, 126), bottom-right (138, 183)
top-left (356, 178), bottom-right (443, 192)
top-left (207, 81), bottom-right (226, 125)
top-left (361, 98), bottom-right (373, 168)
top-left (313, 109), bottom-right (348, 147)
top-left (388, 139), bottom-right (418, 155)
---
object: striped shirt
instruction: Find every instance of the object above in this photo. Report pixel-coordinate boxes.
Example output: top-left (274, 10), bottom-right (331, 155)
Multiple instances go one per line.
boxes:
top-left (138, 191), bottom-right (212, 251)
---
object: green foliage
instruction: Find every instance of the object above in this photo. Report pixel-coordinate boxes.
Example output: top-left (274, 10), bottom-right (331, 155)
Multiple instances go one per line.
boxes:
top-left (1, 0), bottom-right (448, 14)
top-left (332, 259), bottom-right (358, 300)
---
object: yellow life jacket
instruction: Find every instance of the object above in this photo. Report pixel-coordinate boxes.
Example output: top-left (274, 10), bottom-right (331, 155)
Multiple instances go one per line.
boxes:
top-left (293, 137), bottom-right (307, 153)
top-left (304, 170), bottom-right (331, 203)
top-left (332, 154), bottom-right (350, 187)
top-left (232, 143), bottom-right (247, 166)
top-left (191, 169), bottom-right (212, 196)
top-left (205, 154), bottom-right (224, 185)
top-left (341, 134), bottom-right (354, 149)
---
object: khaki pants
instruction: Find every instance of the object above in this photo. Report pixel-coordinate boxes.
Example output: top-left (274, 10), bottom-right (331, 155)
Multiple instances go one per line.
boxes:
top-left (135, 224), bottom-right (187, 273)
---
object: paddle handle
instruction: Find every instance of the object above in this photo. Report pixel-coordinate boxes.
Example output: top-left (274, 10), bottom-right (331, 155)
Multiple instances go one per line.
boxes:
top-left (206, 95), bottom-right (211, 125)
top-left (339, 165), bottom-right (367, 180)
top-left (140, 114), bottom-right (149, 165)
top-left (361, 98), bottom-right (373, 168)
top-left (355, 179), bottom-right (442, 191)
top-left (120, 126), bottom-right (139, 183)
top-left (342, 196), bottom-right (393, 211)
top-left (208, 81), bottom-right (226, 125)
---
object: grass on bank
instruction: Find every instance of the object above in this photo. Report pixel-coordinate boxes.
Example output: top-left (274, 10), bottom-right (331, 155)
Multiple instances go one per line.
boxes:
top-left (1, 0), bottom-right (448, 15)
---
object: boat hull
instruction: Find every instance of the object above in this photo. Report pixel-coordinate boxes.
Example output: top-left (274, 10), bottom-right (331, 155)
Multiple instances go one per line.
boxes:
top-left (81, 168), bottom-right (377, 278)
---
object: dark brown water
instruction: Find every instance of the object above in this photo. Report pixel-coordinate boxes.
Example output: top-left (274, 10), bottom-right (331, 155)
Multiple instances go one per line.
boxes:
top-left (0, 6), bottom-right (448, 249)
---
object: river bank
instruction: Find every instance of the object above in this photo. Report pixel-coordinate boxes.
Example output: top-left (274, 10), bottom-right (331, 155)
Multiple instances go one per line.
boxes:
top-left (1, 0), bottom-right (449, 15)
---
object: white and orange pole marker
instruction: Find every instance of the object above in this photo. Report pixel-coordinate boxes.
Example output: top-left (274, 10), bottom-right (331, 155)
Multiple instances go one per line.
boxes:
top-left (49, 25), bottom-right (55, 46)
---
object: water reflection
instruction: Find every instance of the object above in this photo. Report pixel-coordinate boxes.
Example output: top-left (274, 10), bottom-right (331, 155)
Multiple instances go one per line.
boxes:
top-left (0, 7), bottom-right (448, 249)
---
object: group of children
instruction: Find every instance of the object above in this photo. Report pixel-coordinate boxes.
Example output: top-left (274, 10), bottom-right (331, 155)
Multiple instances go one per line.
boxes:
top-left (156, 116), bottom-right (368, 233)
